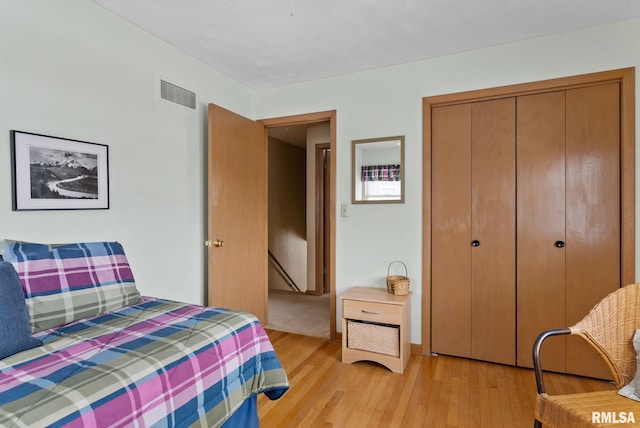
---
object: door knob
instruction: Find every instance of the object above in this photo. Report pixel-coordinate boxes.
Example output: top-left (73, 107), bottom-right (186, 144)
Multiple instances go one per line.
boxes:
top-left (205, 239), bottom-right (224, 248)
top-left (471, 240), bottom-right (480, 247)
top-left (554, 240), bottom-right (565, 248)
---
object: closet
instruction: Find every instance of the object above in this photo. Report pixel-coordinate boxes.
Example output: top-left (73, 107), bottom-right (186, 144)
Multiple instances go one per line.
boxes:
top-left (516, 85), bottom-right (620, 376)
top-left (431, 98), bottom-right (516, 365)
top-left (430, 78), bottom-right (623, 377)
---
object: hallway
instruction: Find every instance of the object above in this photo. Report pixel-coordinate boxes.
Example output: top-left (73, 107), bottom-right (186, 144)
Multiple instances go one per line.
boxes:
top-left (265, 290), bottom-right (330, 338)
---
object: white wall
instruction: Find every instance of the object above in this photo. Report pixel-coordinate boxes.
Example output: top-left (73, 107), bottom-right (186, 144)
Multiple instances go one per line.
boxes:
top-left (255, 19), bottom-right (640, 344)
top-left (0, 0), bottom-right (254, 305)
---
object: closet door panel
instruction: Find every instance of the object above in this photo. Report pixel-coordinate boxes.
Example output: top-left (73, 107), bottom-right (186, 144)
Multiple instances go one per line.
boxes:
top-left (470, 98), bottom-right (516, 365)
top-left (516, 91), bottom-right (566, 370)
top-left (565, 83), bottom-right (621, 377)
top-left (431, 104), bottom-right (472, 357)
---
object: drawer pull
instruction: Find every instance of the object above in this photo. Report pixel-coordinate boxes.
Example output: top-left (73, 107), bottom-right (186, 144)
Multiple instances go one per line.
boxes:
top-left (361, 309), bottom-right (380, 315)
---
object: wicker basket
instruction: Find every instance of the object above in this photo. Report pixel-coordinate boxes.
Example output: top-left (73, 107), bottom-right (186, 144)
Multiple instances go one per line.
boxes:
top-left (386, 261), bottom-right (410, 295)
top-left (347, 320), bottom-right (400, 357)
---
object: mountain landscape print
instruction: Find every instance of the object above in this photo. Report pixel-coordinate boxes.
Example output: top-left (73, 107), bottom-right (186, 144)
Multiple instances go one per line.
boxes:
top-left (29, 147), bottom-right (99, 200)
top-left (11, 130), bottom-right (109, 210)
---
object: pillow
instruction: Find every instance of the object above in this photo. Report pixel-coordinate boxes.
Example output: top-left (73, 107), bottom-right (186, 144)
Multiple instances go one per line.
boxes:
top-left (3, 240), bottom-right (141, 333)
top-left (619, 329), bottom-right (640, 401)
top-left (0, 261), bottom-right (42, 358)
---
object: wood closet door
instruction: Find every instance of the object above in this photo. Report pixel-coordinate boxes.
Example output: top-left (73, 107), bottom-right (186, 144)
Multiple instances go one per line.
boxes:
top-left (565, 83), bottom-right (620, 377)
top-left (516, 91), bottom-right (567, 371)
top-left (431, 103), bottom-right (472, 358)
top-left (432, 99), bottom-right (516, 365)
top-left (516, 84), bottom-right (620, 378)
top-left (470, 98), bottom-right (516, 365)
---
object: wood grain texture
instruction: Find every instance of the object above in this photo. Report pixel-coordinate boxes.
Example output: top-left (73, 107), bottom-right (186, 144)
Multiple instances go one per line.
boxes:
top-left (341, 287), bottom-right (411, 374)
top-left (431, 98), bottom-right (517, 365)
top-left (208, 103), bottom-right (267, 322)
top-left (422, 68), bottom-right (635, 360)
top-left (259, 331), bottom-right (613, 428)
top-left (431, 103), bottom-right (473, 359)
top-left (470, 98), bottom-right (516, 365)
top-left (516, 91), bottom-right (567, 371)
top-left (565, 83), bottom-right (621, 379)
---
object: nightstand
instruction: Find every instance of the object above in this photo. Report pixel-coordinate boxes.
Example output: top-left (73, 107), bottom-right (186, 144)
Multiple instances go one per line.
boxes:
top-left (341, 286), bottom-right (411, 374)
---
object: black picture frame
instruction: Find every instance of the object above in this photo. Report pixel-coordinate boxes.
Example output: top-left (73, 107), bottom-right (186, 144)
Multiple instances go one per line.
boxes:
top-left (10, 131), bottom-right (110, 210)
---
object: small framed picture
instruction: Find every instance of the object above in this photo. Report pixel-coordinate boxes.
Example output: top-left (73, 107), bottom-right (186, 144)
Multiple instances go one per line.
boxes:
top-left (10, 131), bottom-right (109, 210)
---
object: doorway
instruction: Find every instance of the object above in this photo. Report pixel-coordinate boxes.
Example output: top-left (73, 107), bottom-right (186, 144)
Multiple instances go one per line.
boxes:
top-left (207, 107), bottom-right (336, 339)
top-left (264, 123), bottom-right (331, 338)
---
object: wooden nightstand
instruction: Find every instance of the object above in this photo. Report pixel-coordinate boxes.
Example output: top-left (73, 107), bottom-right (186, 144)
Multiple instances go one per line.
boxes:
top-left (341, 286), bottom-right (411, 374)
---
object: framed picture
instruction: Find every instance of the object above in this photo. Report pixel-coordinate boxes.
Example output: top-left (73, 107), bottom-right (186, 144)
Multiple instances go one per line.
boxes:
top-left (10, 131), bottom-right (109, 210)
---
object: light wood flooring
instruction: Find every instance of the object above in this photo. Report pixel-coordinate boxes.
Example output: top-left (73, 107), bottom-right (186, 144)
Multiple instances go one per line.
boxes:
top-left (258, 330), bottom-right (614, 427)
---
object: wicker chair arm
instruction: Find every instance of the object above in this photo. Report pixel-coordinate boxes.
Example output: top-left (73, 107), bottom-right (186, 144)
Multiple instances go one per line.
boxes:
top-left (532, 328), bottom-right (572, 394)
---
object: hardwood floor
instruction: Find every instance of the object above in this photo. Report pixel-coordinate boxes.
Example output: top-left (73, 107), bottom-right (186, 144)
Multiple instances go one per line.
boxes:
top-left (258, 330), bottom-right (614, 427)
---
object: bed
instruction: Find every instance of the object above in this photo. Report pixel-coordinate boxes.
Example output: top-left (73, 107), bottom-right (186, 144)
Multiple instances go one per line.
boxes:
top-left (0, 240), bottom-right (289, 427)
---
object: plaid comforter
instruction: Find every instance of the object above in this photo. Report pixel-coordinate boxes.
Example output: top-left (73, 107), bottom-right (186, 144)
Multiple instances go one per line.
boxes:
top-left (0, 297), bottom-right (289, 427)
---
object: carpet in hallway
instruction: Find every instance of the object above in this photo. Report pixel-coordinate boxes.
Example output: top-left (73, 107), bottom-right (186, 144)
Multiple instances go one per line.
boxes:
top-left (265, 290), bottom-right (330, 339)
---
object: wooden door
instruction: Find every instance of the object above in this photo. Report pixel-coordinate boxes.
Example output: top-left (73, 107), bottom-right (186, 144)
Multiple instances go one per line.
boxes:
top-left (424, 68), bottom-right (634, 363)
top-left (431, 99), bottom-right (516, 364)
top-left (516, 84), bottom-right (621, 377)
top-left (516, 91), bottom-right (567, 370)
top-left (431, 103), bottom-right (473, 358)
top-left (207, 103), bottom-right (268, 323)
top-left (565, 83), bottom-right (621, 377)
top-left (470, 98), bottom-right (516, 365)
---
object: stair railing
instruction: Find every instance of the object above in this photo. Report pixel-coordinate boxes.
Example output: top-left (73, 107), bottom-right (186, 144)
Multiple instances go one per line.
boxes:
top-left (268, 250), bottom-right (301, 293)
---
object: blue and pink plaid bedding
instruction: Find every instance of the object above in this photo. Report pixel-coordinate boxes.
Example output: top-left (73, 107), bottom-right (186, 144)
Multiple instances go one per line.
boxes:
top-left (3, 241), bottom-right (141, 333)
top-left (0, 297), bottom-right (289, 427)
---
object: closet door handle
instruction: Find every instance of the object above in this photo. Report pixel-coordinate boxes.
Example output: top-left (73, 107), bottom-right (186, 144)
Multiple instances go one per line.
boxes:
top-left (471, 240), bottom-right (480, 247)
top-left (554, 240), bottom-right (565, 248)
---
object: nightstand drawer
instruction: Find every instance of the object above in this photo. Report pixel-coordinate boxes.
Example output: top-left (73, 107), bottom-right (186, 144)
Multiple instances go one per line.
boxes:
top-left (343, 299), bottom-right (401, 325)
top-left (347, 320), bottom-right (400, 357)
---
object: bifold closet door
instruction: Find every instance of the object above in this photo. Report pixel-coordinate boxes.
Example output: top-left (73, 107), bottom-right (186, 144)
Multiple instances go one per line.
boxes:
top-left (516, 91), bottom-right (567, 371)
top-left (564, 83), bottom-right (620, 378)
top-left (432, 98), bottom-right (516, 365)
top-left (516, 84), bottom-right (620, 378)
top-left (470, 99), bottom-right (516, 364)
top-left (431, 103), bottom-right (472, 358)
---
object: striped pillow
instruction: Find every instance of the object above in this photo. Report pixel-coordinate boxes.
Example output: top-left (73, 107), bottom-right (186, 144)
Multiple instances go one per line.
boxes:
top-left (3, 241), bottom-right (141, 333)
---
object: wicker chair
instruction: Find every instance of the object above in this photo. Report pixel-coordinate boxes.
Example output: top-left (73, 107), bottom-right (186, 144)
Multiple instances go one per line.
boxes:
top-left (533, 283), bottom-right (640, 427)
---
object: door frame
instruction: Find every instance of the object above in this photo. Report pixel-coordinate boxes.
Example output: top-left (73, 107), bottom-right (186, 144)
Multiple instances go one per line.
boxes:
top-left (260, 110), bottom-right (337, 341)
top-left (422, 68), bottom-right (635, 355)
top-left (311, 143), bottom-right (331, 297)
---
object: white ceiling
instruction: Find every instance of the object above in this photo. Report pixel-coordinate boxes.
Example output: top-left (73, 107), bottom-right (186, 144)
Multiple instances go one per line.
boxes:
top-left (92, 0), bottom-right (640, 90)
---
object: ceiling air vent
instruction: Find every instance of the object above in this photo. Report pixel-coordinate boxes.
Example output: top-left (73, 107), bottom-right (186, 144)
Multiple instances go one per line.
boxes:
top-left (160, 79), bottom-right (196, 110)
